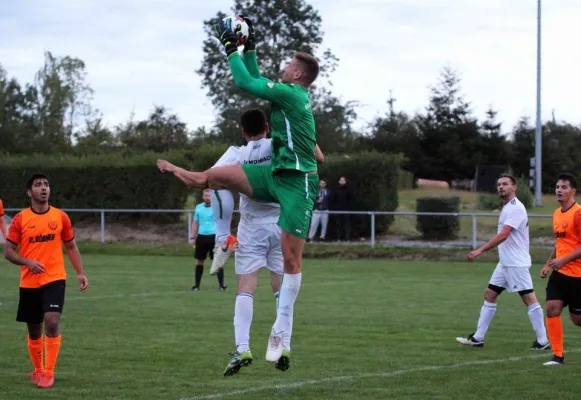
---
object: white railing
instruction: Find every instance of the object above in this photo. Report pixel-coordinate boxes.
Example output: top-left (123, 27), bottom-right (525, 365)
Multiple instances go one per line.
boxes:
top-left (3, 208), bottom-right (554, 249)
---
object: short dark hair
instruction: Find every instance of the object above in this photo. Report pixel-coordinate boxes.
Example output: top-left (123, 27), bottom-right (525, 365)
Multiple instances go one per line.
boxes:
top-left (240, 108), bottom-right (267, 137)
top-left (26, 173), bottom-right (49, 190)
top-left (295, 52), bottom-right (320, 87)
top-left (498, 173), bottom-right (516, 185)
top-left (557, 172), bottom-right (577, 189)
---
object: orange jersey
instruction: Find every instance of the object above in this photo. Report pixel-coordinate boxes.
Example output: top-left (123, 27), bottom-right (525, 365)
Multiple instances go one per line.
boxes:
top-left (6, 206), bottom-right (75, 288)
top-left (553, 202), bottom-right (581, 277)
top-left (0, 199), bottom-right (4, 216)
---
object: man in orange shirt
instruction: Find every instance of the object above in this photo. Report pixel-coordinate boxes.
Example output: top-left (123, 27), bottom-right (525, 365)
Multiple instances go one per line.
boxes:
top-left (3, 174), bottom-right (89, 388)
top-left (0, 197), bottom-right (7, 238)
top-left (541, 172), bottom-right (581, 366)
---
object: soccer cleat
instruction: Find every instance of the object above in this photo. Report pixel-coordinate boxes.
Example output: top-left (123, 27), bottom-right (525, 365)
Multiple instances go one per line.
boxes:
top-left (531, 340), bottom-right (551, 350)
top-left (275, 349), bottom-right (291, 371)
top-left (191, 286), bottom-right (200, 291)
top-left (455, 333), bottom-right (484, 348)
top-left (265, 333), bottom-right (284, 362)
top-left (37, 373), bottom-right (54, 389)
top-left (210, 235), bottom-right (238, 276)
top-left (27, 371), bottom-right (44, 384)
top-left (543, 354), bottom-right (565, 366)
top-left (223, 350), bottom-right (253, 376)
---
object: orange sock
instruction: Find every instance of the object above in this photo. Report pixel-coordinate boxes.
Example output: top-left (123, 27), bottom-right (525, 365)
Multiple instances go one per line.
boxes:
top-left (44, 335), bottom-right (62, 376)
top-left (546, 316), bottom-right (564, 357)
top-left (27, 336), bottom-right (44, 373)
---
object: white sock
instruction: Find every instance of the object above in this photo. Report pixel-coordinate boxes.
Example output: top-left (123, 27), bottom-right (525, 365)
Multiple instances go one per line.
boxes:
top-left (234, 292), bottom-right (253, 353)
top-left (527, 302), bottom-right (548, 344)
top-left (272, 273), bottom-right (302, 349)
top-left (211, 189), bottom-right (234, 245)
top-left (474, 301), bottom-right (497, 341)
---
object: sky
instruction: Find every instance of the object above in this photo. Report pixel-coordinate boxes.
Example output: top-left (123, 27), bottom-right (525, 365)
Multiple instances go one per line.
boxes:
top-left (1, 0), bottom-right (579, 134)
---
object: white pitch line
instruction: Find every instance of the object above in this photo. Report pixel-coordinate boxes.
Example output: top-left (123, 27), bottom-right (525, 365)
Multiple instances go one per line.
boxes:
top-left (179, 350), bottom-right (579, 400)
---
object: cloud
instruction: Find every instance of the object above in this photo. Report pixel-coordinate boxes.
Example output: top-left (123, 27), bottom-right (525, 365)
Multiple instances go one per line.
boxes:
top-left (1, 0), bottom-right (580, 134)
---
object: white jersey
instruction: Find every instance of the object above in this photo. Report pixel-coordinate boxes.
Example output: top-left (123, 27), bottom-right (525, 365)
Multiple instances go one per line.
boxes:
top-left (497, 197), bottom-right (531, 267)
top-left (213, 138), bottom-right (280, 224)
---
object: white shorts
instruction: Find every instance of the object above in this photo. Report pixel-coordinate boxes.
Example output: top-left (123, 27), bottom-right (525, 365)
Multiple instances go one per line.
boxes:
top-left (489, 263), bottom-right (533, 293)
top-left (235, 222), bottom-right (283, 276)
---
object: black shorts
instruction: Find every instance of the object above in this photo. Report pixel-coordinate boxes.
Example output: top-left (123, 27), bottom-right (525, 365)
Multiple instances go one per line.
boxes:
top-left (546, 271), bottom-right (581, 314)
top-left (17, 280), bottom-right (66, 324)
top-left (195, 234), bottom-right (215, 261)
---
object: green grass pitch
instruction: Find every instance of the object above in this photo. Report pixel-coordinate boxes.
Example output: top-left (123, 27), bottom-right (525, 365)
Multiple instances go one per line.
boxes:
top-left (1, 255), bottom-right (580, 399)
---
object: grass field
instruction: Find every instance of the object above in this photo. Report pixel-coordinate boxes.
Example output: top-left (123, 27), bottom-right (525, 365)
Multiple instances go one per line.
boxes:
top-left (1, 254), bottom-right (580, 399)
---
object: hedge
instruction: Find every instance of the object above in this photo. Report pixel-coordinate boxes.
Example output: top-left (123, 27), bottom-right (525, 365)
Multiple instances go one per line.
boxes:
top-left (0, 150), bottom-right (191, 223)
top-left (0, 148), bottom-right (401, 236)
top-left (317, 152), bottom-right (400, 240)
top-left (416, 197), bottom-right (461, 240)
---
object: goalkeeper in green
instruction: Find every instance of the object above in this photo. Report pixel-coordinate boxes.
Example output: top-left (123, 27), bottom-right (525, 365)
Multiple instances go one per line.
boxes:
top-left (157, 16), bottom-right (320, 371)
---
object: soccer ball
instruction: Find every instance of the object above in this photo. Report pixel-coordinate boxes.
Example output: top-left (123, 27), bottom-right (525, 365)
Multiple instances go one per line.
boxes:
top-left (222, 16), bottom-right (249, 46)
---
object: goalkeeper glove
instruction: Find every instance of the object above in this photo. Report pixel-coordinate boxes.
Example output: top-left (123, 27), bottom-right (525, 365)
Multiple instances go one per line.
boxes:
top-left (238, 15), bottom-right (256, 52)
top-left (214, 19), bottom-right (242, 58)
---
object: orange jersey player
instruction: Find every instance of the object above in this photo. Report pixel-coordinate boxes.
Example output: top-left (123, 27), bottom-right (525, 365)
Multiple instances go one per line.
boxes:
top-left (3, 174), bottom-right (89, 389)
top-left (0, 197), bottom-right (7, 238)
top-left (540, 172), bottom-right (581, 366)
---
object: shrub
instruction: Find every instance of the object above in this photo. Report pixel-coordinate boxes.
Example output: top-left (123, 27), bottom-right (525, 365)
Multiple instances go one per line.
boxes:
top-left (416, 197), bottom-right (460, 240)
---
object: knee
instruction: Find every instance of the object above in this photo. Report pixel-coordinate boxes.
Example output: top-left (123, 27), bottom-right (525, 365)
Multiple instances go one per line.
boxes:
top-left (546, 303), bottom-right (562, 318)
top-left (43, 315), bottom-right (60, 337)
top-left (484, 288), bottom-right (499, 303)
top-left (572, 316), bottom-right (581, 327)
top-left (27, 324), bottom-right (43, 340)
top-left (284, 257), bottom-right (301, 274)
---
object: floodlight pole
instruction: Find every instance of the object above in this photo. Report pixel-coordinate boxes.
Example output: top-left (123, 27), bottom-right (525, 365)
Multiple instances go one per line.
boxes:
top-left (534, 0), bottom-right (543, 206)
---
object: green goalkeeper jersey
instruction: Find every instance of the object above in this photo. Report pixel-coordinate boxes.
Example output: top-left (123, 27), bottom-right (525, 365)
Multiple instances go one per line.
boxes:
top-left (229, 51), bottom-right (318, 173)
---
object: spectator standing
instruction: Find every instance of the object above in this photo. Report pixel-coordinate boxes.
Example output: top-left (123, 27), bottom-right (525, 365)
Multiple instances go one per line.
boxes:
top-left (307, 180), bottom-right (330, 242)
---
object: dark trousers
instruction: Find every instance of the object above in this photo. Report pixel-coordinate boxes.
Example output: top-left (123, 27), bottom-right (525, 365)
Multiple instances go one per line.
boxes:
top-left (335, 214), bottom-right (351, 241)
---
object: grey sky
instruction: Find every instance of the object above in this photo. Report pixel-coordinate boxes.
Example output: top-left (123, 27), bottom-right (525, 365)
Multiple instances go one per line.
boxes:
top-left (1, 0), bottom-right (578, 133)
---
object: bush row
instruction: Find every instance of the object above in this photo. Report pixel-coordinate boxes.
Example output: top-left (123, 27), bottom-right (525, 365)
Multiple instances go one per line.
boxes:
top-left (0, 148), bottom-right (401, 236)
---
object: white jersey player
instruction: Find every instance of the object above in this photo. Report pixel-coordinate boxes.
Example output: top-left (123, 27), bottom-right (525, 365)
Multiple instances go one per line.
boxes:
top-left (456, 174), bottom-right (550, 350)
top-left (208, 109), bottom-right (284, 377)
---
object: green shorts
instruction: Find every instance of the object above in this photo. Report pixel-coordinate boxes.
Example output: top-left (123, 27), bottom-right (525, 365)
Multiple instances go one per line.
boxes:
top-left (242, 164), bottom-right (319, 239)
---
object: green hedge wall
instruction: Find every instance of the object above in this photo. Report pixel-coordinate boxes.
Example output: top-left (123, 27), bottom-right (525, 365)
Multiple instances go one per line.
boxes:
top-left (0, 151), bottom-right (190, 222)
top-left (317, 152), bottom-right (400, 240)
top-left (0, 148), bottom-right (401, 237)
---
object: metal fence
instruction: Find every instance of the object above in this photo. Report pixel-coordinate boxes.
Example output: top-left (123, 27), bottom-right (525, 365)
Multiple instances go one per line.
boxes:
top-left (3, 208), bottom-right (554, 249)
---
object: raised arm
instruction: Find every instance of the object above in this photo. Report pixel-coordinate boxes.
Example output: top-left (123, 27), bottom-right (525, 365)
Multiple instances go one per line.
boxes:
top-left (228, 53), bottom-right (280, 101)
top-left (240, 16), bottom-right (261, 78)
top-left (215, 19), bottom-right (285, 104)
top-left (243, 50), bottom-right (261, 79)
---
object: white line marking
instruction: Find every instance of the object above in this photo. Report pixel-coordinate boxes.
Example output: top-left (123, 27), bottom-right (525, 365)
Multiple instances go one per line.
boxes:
top-left (179, 350), bottom-right (579, 400)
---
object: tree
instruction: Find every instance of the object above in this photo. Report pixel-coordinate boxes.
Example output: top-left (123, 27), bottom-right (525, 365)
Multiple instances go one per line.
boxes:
top-left (117, 106), bottom-right (190, 152)
top-left (363, 91), bottom-right (420, 167)
top-left (196, 0), bottom-right (356, 150)
top-left (30, 51), bottom-right (94, 153)
top-left (479, 107), bottom-right (511, 166)
top-left (0, 64), bottom-right (42, 154)
top-left (413, 67), bottom-right (482, 182)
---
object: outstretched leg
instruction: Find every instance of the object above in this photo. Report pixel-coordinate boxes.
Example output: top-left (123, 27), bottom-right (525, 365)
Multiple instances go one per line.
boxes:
top-left (157, 160), bottom-right (253, 197)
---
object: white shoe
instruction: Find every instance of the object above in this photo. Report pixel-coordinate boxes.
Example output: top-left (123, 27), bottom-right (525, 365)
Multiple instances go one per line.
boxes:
top-left (265, 333), bottom-right (284, 362)
top-left (209, 235), bottom-right (238, 275)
